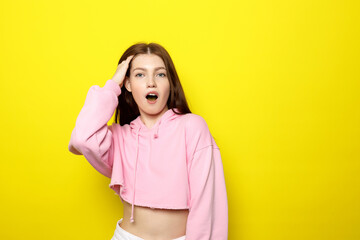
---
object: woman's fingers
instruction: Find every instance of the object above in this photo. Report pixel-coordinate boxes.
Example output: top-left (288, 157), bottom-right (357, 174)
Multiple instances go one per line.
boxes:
top-left (111, 55), bottom-right (135, 87)
top-left (117, 55), bottom-right (134, 67)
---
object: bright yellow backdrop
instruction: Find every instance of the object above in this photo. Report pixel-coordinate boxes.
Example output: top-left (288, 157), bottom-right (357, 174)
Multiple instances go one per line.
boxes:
top-left (1, 0), bottom-right (359, 239)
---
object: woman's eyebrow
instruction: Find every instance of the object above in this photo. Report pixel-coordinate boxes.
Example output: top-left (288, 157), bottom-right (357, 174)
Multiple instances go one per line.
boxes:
top-left (132, 67), bottom-right (166, 72)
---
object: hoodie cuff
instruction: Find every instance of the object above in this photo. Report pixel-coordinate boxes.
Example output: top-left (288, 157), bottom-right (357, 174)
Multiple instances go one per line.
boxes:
top-left (104, 79), bottom-right (122, 96)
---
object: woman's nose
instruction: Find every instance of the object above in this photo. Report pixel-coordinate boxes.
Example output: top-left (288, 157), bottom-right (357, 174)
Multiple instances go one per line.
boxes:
top-left (147, 76), bottom-right (156, 87)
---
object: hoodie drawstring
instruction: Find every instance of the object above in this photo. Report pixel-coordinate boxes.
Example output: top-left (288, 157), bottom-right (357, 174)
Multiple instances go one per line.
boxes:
top-left (154, 121), bottom-right (160, 139)
top-left (130, 126), bottom-right (141, 223)
top-left (130, 118), bottom-right (163, 222)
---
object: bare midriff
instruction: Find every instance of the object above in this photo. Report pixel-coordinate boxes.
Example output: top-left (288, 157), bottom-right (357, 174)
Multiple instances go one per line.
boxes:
top-left (120, 198), bottom-right (189, 240)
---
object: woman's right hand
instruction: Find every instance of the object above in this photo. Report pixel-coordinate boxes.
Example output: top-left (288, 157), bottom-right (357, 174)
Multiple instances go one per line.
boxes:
top-left (111, 55), bottom-right (134, 88)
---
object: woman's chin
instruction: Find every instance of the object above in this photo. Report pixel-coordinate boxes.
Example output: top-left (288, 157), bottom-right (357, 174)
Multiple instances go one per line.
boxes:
top-left (139, 104), bottom-right (168, 117)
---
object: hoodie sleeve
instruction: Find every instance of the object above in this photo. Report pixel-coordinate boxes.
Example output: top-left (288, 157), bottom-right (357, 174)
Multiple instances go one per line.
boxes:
top-left (185, 115), bottom-right (228, 240)
top-left (68, 79), bottom-right (121, 178)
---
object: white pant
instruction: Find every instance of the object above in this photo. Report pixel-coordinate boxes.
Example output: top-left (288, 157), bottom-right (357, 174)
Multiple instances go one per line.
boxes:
top-left (111, 218), bottom-right (186, 240)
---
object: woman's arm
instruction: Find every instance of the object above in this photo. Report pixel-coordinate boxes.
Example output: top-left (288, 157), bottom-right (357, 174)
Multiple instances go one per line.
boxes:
top-left (68, 79), bottom-right (121, 178)
top-left (68, 55), bottom-right (133, 178)
top-left (185, 115), bottom-right (229, 239)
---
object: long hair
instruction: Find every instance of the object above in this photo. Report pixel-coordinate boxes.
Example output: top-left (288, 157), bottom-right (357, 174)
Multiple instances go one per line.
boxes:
top-left (114, 42), bottom-right (191, 126)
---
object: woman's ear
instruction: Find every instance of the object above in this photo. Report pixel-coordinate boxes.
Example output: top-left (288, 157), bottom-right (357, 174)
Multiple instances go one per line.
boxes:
top-left (124, 77), bottom-right (132, 92)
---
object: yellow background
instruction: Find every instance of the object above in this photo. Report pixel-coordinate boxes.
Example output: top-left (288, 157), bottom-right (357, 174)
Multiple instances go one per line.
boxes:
top-left (1, 0), bottom-right (359, 239)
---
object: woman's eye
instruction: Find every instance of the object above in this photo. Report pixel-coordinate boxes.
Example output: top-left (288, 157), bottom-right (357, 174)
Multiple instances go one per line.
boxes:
top-left (135, 73), bottom-right (143, 77)
top-left (158, 73), bottom-right (166, 77)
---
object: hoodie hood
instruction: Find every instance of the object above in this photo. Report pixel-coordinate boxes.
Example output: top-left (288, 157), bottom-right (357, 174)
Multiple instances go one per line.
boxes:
top-left (130, 107), bottom-right (182, 139)
top-left (127, 108), bottom-right (182, 222)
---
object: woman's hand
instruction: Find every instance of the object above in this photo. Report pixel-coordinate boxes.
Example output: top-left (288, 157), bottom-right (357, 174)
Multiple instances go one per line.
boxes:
top-left (111, 55), bottom-right (134, 88)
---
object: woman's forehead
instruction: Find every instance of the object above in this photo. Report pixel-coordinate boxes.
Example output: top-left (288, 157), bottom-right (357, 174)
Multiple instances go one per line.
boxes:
top-left (131, 54), bottom-right (165, 69)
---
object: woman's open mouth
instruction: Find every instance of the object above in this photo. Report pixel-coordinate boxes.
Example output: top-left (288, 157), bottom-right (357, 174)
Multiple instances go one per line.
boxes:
top-left (146, 93), bottom-right (158, 104)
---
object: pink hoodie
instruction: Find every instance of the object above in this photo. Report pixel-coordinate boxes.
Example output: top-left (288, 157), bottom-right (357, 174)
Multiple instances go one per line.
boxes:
top-left (68, 79), bottom-right (228, 239)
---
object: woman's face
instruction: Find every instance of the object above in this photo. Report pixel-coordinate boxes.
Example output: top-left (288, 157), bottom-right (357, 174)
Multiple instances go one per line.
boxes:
top-left (125, 53), bottom-right (170, 118)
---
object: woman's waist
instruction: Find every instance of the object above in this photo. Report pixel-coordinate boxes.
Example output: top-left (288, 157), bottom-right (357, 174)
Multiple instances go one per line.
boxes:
top-left (121, 200), bottom-right (189, 238)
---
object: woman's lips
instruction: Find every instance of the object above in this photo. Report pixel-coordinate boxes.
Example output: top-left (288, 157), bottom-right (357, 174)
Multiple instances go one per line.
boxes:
top-left (147, 98), bottom-right (157, 104)
top-left (145, 91), bottom-right (159, 104)
top-left (145, 91), bottom-right (159, 97)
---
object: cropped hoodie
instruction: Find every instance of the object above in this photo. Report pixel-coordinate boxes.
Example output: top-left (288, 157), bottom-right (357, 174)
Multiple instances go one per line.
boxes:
top-left (68, 79), bottom-right (228, 239)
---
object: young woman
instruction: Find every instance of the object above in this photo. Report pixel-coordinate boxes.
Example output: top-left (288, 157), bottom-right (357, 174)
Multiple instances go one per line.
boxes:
top-left (68, 42), bottom-right (228, 240)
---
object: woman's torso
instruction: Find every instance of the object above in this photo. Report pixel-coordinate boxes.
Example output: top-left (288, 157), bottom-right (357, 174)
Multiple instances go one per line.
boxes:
top-left (120, 199), bottom-right (189, 239)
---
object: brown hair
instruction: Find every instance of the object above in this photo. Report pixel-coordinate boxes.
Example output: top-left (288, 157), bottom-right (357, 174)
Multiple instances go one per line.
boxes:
top-left (114, 42), bottom-right (191, 126)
